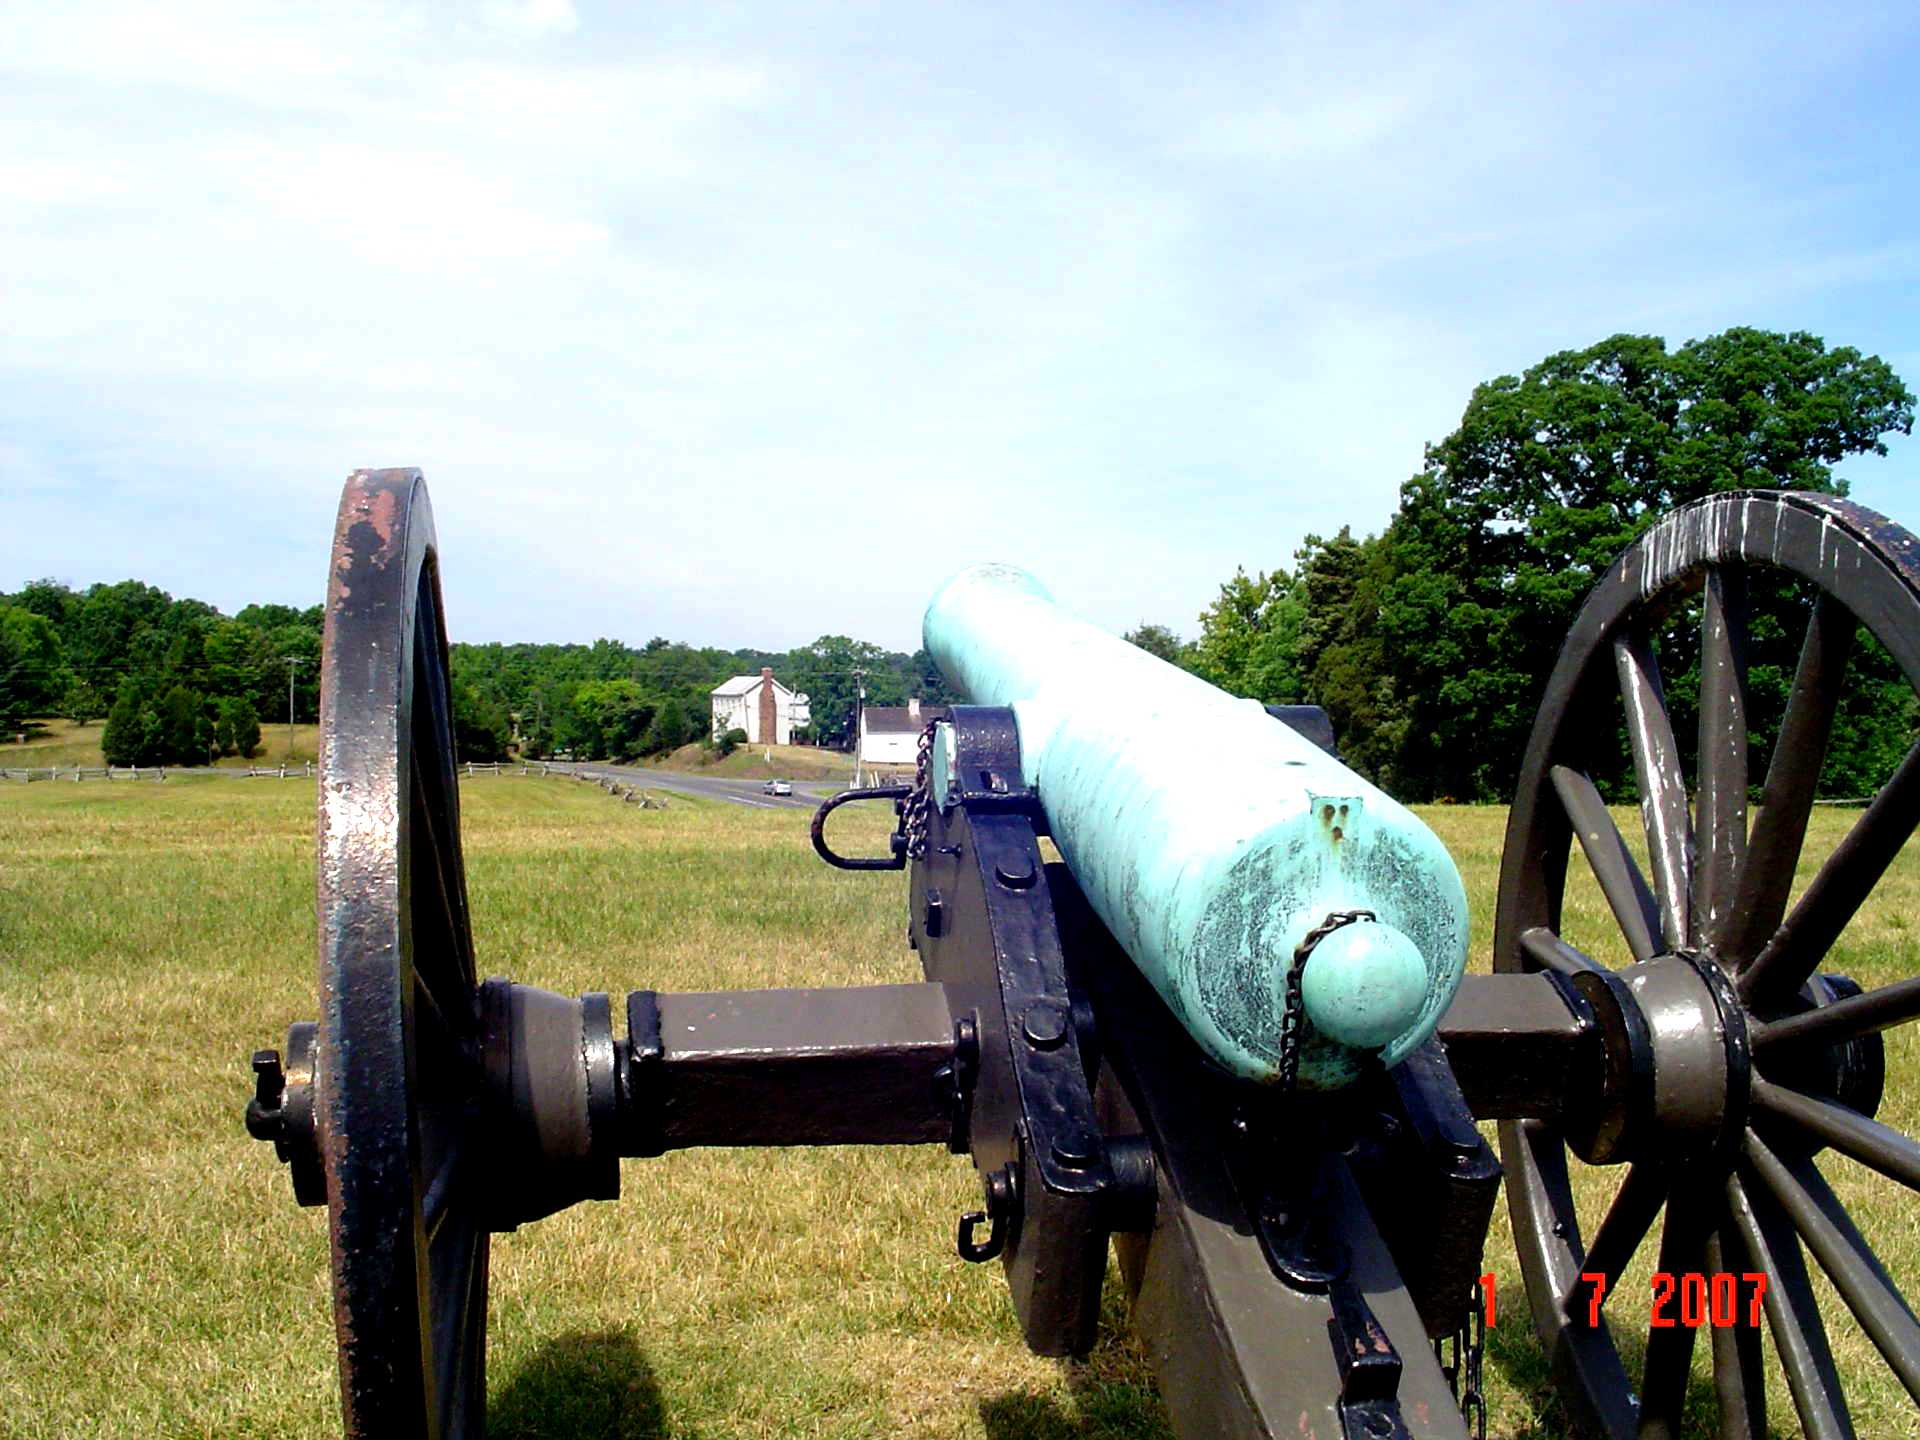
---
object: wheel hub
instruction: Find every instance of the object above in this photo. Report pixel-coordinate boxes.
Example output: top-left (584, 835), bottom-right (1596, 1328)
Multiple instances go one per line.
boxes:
top-left (1563, 952), bottom-right (1747, 1167)
top-left (1626, 952), bottom-right (1749, 1161)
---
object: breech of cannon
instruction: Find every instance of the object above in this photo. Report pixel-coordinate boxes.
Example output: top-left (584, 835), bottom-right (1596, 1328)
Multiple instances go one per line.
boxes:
top-left (923, 563), bottom-right (1470, 1088)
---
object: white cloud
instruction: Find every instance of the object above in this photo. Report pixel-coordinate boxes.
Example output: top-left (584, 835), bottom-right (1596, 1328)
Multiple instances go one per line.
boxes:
top-left (2, 0), bottom-right (1915, 649)
top-left (482, 0), bottom-right (578, 38)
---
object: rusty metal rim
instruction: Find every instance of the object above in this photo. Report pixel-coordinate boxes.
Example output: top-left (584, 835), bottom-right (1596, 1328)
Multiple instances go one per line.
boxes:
top-left (316, 468), bottom-right (487, 1439)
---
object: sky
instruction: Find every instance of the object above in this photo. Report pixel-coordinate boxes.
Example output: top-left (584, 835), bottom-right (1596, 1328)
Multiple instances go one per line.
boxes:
top-left (3, 0), bottom-right (1917, 653)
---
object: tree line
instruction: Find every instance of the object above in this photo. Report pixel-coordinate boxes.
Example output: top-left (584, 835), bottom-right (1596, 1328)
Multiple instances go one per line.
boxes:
top-left (0, 576), bottom-right (957, 767)
top-left (0, 581), bottom-right (316, 765)
top-left (1127, 328), bottom-right (1916, 802)
top-left (7, 326), bottom-right (1910, 790)
top-left (447, 633), bottom-right (956, 762)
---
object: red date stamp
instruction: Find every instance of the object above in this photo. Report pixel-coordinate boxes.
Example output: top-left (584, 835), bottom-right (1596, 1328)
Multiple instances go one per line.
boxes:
top-left (1577, 1271), bottom-right (1768, 1328)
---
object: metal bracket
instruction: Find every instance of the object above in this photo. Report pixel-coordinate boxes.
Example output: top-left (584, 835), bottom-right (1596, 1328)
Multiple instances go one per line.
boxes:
top-left (910, 705), bottom-right (1150, 1357)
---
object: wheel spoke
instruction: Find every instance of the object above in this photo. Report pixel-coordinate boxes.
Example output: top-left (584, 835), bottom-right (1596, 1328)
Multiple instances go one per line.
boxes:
top-left (429, 1220), bottom-right (483, 1436)
top-left (1521, 925), bottom-right (1606, 977)
top-left (1551, 765), bottom-right (1664, 964)
top-left (420, 1146), bottom-right (461, 1246)
top-left (1740, 739), bottom-right (1920, 1007)
top-left (1752, 975), bottom-right (1920, 1055)
top-left (1724, 595), bottom-right (1855, 964)
top-left (1752, 1076), bottom-right (1920, 1194)
top-left (1577, 1163), bottom-right (1668, 1311)
top-left (1614, 631), bottom-right (1692, 952)
top-left (457, 1237), bottom-right (489, 1434)
top-left (1696, 567), bottom-right (1751, 957)
top-left (1746, 1130), bottom-right (1920, 1403)
top-left (1724, 1170), bottom-right (1855, 1440)
top-left (412, 573), bottom-right (476, 986)
top-left (1636, 1186), bottom-right (1708, 1439)
top-left (409, 757), bottom-right (475, 1024)
top-left (412, 963), bottom-right (455, 1039)
top-left (1705, 1228), bottom-right (1766, 1440)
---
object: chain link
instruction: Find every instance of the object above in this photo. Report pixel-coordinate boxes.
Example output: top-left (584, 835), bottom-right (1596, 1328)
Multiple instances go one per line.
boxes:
top-left (1435, 1277), bottom-right (1488, 1440)
top-left (1463, 1283), bottom-right (1488, 1440)
top-left (902, 721), bottom-right (937, 862)
top-left (1278, 909), bottom-right (1376, 1091)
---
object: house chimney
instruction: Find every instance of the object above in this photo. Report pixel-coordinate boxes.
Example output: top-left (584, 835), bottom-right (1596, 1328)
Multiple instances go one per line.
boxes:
top-left (758, 668), bottom-right (777, 745)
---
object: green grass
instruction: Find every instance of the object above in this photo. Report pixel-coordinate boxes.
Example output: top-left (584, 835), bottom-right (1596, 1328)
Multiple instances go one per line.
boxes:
top-left (0, 782), bottom-right (1913, 1437)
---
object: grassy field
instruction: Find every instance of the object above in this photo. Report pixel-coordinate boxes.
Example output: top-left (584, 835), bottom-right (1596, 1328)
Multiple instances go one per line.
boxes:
top-left (0, 780), bottom-right (1913, 1438)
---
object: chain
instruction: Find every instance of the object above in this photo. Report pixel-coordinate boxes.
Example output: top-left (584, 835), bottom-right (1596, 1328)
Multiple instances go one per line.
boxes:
top-left (1278, 909), bottom-right (1376, 1091)
top-left (1435, 1277), bottom-right (1489, 1440)
top-left (902, 721), bottom-right (937, 862)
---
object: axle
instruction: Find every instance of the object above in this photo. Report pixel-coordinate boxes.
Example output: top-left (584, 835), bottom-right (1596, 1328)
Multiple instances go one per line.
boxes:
top-left (250, 980), bottom-right (974, 1229)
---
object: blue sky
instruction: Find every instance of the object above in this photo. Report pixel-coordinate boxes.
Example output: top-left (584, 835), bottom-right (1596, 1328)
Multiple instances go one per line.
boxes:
top-left (3, 1), bottom-right (1916, 651)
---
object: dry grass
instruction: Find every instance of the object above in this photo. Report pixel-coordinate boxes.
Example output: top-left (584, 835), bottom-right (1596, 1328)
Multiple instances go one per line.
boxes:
top-left (0, 782), bottom-right (1913, 1438)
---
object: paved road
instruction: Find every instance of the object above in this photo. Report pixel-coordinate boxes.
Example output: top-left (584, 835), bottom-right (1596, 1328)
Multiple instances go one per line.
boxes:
top-left (544, 760), bottom-right (843, 810)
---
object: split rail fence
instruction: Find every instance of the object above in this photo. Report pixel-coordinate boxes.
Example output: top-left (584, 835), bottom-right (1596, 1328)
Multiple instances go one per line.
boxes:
top-left (0, 756), bottom-right (674, 807)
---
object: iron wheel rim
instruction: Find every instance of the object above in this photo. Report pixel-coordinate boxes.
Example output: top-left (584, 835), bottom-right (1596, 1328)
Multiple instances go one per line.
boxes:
top-left (316, 469), bottom-right (488, 1439)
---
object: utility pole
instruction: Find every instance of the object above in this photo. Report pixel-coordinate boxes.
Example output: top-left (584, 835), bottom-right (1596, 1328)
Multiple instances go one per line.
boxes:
top-left (283, 657), bottom-right (305, 761)
top-left (851, 669), bottom-right (867, 787)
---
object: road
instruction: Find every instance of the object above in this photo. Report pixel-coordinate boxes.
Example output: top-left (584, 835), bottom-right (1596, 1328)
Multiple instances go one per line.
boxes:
top-left (542, 760), bottom-right (844, 810)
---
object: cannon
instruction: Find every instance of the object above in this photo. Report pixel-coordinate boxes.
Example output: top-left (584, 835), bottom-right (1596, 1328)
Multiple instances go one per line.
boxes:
top-left (247, 471), bottom-right (1920, 1438)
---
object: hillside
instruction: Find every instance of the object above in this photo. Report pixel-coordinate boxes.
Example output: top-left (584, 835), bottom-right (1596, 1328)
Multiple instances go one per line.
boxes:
top-left (639, 741), bottom-right (898, 782)
top-left (1, 718), bottom-right (322, 769)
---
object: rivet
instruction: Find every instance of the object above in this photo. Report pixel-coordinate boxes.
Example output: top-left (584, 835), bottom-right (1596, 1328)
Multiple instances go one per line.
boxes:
top-left (996, 858), bottom-right (1036, 889)
top-left (1022, 1001), bottom-right (1069, 1049)
top-left (1051, 1127), bottom-right (1097, 1169)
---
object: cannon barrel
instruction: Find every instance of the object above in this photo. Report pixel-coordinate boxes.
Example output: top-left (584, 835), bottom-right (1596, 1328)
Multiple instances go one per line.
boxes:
top-left (924, 563), bottom-right (1468, 1088)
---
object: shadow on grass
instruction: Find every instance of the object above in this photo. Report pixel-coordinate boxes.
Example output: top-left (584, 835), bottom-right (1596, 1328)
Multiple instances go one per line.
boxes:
top-left (978, 1362), bottom-right (1172, 1440)
top-left (978, 1312), bottom-right (1174, 1440)
top-left (489, 1329), bottom-right (683, 1440)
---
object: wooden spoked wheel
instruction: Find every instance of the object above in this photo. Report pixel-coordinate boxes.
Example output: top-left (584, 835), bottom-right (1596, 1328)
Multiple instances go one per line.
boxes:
top-left (316, 470), bottom-right (489, 1438)
top-left (1496, 490), bottom-right (1920, 1439)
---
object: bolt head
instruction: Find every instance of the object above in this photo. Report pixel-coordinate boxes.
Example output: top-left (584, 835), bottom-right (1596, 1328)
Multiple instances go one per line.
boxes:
top-left (995, 857), bottom-right (1036, 889)
top-left (1051, 1127), bottom-right (1098, 1170)
top-left (1022, 1001), bottom-right (1069, 1049)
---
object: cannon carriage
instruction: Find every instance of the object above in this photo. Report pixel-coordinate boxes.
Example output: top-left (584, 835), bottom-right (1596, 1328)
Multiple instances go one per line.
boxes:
top-left (248, 471), bottom-right (1920, 1438)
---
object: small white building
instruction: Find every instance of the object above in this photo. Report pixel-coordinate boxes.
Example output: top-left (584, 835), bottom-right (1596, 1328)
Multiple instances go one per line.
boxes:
top-left (858, 698), bottom-right (947, 766)
top-left (711, 668), bottom-right (810, 746)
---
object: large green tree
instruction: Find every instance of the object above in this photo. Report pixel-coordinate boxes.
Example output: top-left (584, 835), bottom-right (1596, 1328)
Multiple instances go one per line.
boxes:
top-left (1185, 569), bottom-right (1304, 704)
top-left (1371, 328), bottom-right (1913, 800)
top-left (214, 695), bottom-right (262, 758)
top-left (0, 605), bottom-right (72, 728)
top-left (102, 684), bottom-right (162, 766)
top-left (1122, 623), bottom-right (1190, 668)
top-left (791, 636), bottom-right (904, 748)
